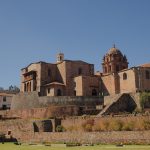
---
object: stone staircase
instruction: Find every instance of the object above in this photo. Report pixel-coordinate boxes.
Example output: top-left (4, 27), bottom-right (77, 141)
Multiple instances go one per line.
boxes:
top-left (97, 93), bottom-right (136, 116)
top-left (97, 94), bottom-right (123, 116)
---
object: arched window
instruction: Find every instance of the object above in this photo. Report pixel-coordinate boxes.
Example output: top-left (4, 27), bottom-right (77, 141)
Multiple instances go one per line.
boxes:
top-left (92, 89), bottom-right (97, 96)
top-left (74, 90), bottom-right (76, 96)
top-left (57, 89), bottom-right (62, 96)
top-left (123, 73), bottom-right (127, 80)
top-left (78, 68), bottom-right (82, 75)
top-left (109, 65), bottom-right (111, 72)
top-left (48, 69), bottom-right (51, 76)
top-left (146, 70), bottom-right (150, 79)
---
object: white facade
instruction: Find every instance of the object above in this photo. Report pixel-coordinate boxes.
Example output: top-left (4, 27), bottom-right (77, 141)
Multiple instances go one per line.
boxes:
top-left (0, 93), bottom-right (14, 110)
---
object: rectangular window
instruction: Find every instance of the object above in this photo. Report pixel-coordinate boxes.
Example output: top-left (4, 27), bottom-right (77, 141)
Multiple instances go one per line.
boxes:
top-left (48, 69), bottom-right (51, 77)
top-left (3, 96), bottom-right (6, 102)
top-left (146, 70), bottom-right (150, 79)
top-left (2, 105), bottom-right (7, 110)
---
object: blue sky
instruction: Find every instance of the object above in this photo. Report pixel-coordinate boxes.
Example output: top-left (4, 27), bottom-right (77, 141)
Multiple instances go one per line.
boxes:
top-left (0, 0), bottom-right (150, 88)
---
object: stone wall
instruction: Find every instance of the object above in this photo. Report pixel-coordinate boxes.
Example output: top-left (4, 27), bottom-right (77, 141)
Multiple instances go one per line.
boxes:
top-left (0, 106), bottom-right (79, 119)
top-left (11, 92), bottom-right (103, 110)
top-left (30, 131), bottom-right (150, 144)
top-left (11, 92), bottom-right (40, 110)
top-left (2, 92), bottom-right (103, 119)
top-left (119, 69), bottom-right (137, 93)
top-left (0, 116), bottom-right (150, 144)
top-left (101, 74), bottom-right (116, 95)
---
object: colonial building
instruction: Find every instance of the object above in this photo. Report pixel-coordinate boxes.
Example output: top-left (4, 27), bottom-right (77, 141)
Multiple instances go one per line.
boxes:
top-left (20, 53), bottom-right (100, 96)
top-left (101, 46), bottom-right (150, 95)
top-left (20, 46), bottom-right (150, 97)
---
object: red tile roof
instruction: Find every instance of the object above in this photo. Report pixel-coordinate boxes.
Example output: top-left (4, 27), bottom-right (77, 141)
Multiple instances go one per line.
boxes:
top-left (140, 63), bottom-right (150, 67)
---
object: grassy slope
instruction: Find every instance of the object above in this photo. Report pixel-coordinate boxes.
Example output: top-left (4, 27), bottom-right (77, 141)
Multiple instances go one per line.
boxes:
top-left (0, 143), bottom-right (150, 150)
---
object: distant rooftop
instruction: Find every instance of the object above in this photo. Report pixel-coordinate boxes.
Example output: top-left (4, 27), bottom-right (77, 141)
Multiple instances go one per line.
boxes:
top-left (140, 63), bottom-right (150, 67)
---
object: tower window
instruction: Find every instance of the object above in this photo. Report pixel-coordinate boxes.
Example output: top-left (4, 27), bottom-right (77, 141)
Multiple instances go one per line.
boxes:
top-left (146, 70), bottom-right (150, 79)
top-left (78, 68), bottom-right (82, 75)
top-left (123, 73), bottom-right (127, 80)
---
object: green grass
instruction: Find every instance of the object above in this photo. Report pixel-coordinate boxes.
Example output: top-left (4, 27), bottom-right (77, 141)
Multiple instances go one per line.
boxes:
top-left (0, 143), bottom-right (150, 150)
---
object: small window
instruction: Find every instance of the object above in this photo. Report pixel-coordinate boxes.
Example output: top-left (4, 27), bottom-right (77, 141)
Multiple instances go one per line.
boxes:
top-left (8, 131), bottom-right (11, 135)
top-left (92, 89), bottom-right (97, 96)
top-left (48, 69), bottom-right (51, 76)
top-left (47, 88), bottom-right (50, 93)
top-left (57, 89), bottom-right (62, 96)
top-left (59, 56), bottom-right (62, 61)
top-left (123, 73), bottom-right (127, 80)
top-left (3, 96), bottom-right (6, 102)
top-left (2, 105), bottom-right (7, 110)
top-left (74, 82), bottom-right (76, 87)
top-left (109, 66), bottom-right (111, 72)
top-left (74, 90), bottom-right (76, 96)
top-left (78, 68), bottom-right (82, 75)
top-left (146, 70), bottom-right (150, 79)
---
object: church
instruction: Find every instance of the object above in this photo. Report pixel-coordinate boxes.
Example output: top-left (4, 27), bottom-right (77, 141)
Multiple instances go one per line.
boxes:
top-left (20, 45), bottom-right (150, 97)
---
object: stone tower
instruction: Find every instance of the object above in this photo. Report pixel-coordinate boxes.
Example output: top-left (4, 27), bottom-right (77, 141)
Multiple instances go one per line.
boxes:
top-left (102, 45), bottom-right (128, 74)
top-left (57, 53), bottom-right (64, 63)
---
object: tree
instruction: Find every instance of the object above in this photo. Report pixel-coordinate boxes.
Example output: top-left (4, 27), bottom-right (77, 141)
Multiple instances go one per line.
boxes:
top-left (8, 85), bottom-right (20, 92)
top-left (0, 87), bottom-right (4, 91)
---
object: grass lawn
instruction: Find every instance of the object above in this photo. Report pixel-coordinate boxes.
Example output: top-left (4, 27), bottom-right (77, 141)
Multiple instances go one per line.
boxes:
top-left (0, 143), bottom-right (150, 150)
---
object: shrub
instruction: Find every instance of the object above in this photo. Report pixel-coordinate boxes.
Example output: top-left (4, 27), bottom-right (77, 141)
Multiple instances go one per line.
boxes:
top-left (122, 121), bottom-right (134, 131)
top-left (140, 92), bottom-right (150, 110)
top-left (109, 120), bottom-right (123, 131)
top-left (143, 120), bottom-right (150, 130)
top-left (56, 125), bottom-right (66, 132)
top-left (82, 119), bottom-right (94, 132)
top-left (102, 120), bottom-right (110, 131)
top-left (84, 124), bottom-right (93, 132)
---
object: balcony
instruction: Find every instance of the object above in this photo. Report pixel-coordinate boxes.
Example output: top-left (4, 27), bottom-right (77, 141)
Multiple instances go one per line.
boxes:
top-left (24, 75), bottom-right (34, 82)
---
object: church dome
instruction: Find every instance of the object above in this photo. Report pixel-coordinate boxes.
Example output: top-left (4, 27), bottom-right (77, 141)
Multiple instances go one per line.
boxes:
top-left (107, 45), bottom-right (122, 55)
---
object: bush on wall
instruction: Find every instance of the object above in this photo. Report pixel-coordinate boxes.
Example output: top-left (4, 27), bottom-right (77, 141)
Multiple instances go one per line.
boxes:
top-left (140, 92), bottom-right (150, 110)
top-left (56, 125), bottom-right (66, 132)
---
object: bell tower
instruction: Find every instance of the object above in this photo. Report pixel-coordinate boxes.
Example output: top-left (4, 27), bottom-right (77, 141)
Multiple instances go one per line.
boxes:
top-left (102, 45), bottom-right (128, 74)
top-left (57, 53), bottom-right (64, 63)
